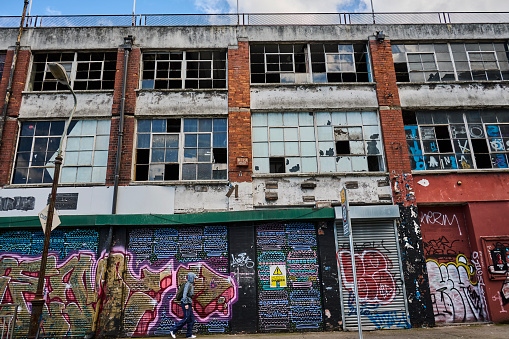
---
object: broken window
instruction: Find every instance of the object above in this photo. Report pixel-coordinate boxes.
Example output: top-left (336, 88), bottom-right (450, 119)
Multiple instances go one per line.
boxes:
top-left (12, 120), bottom-right (111, 185)
top-left (29, 52), bottom-right (117, 91)
top-left (404, 110), bottom-right (509, 170)
top-left (141, 50), bottom-right (226, 89)
top-left (252, 111), bottom-right (384, 174)
top-left (135, 118), bottom-right (227, 181)
top-left (392, 42), bottom-right (509, 82)
top-left (250, 43), bottom-right (370, 84)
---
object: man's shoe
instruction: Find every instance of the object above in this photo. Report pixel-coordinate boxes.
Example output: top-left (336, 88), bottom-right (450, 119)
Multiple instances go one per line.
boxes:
top-left (186, 336), bottom-right (196, 338)
top-left (170, 331), bottom-right (176, 339)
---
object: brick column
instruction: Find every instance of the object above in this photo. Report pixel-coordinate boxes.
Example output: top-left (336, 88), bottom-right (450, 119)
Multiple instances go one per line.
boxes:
top-left (369, 37), bottom-right (434, 327)
top-left (106, 48), bottom-right (140, 186)
top-left (228, 40), bottom-right (252, 183)
top-left (0, 48), bottom-right (31, 186)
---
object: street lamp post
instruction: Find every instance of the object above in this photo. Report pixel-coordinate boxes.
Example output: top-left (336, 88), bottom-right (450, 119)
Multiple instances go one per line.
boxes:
top-left (28, 63), bottom-right (77, 338)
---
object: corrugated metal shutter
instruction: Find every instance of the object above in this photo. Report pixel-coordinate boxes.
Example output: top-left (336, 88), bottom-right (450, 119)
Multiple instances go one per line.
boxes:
top-left (124, 225), bottom-right (231, 336)
top-left (336, 219), bottom-right (410, 331)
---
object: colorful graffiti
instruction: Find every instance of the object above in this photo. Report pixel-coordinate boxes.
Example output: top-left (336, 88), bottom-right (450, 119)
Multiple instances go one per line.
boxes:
top-left (0, 227), bottom-right (238, 338)
top-left (426, 254), bottom-right (488, 323)
top-left (256, 223), bottom-right (322, 331)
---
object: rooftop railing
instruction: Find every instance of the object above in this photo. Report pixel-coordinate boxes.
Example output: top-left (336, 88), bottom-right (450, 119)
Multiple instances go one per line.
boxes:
top-left (0, 12), bottom-right (508, 28)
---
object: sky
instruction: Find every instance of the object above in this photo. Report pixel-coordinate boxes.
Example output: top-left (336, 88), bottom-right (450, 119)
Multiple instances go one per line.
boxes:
top-left (1, 0), bottom-right (509, 17)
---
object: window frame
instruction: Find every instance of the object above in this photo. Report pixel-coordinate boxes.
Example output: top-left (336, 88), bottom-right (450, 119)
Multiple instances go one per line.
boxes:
top-left (140, 50), bottom-right (227, 90)
top-left (29, 51), bottom-right (117, 91)
top-left (11, 119), bottom-right (112, 185)
top-left (134, 118), bottom-right (228, 182)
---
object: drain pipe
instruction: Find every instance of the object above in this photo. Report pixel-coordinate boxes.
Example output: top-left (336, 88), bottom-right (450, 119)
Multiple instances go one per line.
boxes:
top-left (112, 35), bottom-right (133, 215)
top-left (0, 0), bottom-right (29, 148)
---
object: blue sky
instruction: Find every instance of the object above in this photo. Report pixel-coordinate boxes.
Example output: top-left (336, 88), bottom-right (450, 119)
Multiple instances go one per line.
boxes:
top-left (2, 0), bottom-right (509, 16)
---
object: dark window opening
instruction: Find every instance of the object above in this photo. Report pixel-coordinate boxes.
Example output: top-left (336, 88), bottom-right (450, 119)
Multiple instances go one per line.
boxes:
top-left (437, 139), bottom-right (453, 153)
top-left (135, 165), bottom-right (149, 181)
top-left (213, 148), bottom-right (227, 163)
top-left (402, 111), bottom-right (417, 125)
top-left (269, 157), bottom-right (285, 173)
top-left (164, 164), bottom-right (179, 180)
top-left (367, 156), bottom-right (380, 171)
top-left (136, 149), bottom-right (150, 164)
top-left (336, 141), bottom-right (351, 155)
top-left (167, 119), bottom-right (181, 132)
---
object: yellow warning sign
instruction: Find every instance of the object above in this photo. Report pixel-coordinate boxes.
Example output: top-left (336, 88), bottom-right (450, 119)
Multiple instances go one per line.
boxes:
top-left (270, 265), bottom-right (287, 288)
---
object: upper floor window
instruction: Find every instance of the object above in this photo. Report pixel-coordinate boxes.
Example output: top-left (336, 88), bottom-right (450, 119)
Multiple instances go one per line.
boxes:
top-left (0, 53), bottom-right (6, 80)
top-left (30, 52), bottom-right (117, 91)
top-left (392, 42), bottom-right (509, 82)
top-left (250, 43), bottom-right (370, 84)
top-left (141, 51), bottom-right (227, 90)
top-left (13, 120), bottom-right (111, 185)
top-left (135, 118), bottom-right (227, 181)
top-left (404, 110), bottom-right (509, 171)
top-left (252, 112), bottom-right (383, 174)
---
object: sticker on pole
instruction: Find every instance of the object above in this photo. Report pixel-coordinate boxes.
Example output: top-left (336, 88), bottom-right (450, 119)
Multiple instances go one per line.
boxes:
top-left (38, 205), bottom-right (61, 233)
top-left (269, 265), bottom-right (287, 288)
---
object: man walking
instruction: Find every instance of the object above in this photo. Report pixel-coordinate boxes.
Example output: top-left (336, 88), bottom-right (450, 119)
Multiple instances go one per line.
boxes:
top-left (170, 272), bottom-right (197, 339)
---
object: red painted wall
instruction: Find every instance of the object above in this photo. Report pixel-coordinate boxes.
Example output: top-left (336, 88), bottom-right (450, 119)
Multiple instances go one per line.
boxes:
top-left (414, 173), bottom-right (509, 204)
top-left (465, 201), bottom-right (509, 323)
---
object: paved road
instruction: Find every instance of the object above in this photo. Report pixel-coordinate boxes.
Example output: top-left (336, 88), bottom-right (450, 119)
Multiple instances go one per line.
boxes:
top-left (129, 324), bottom-right (509, 339)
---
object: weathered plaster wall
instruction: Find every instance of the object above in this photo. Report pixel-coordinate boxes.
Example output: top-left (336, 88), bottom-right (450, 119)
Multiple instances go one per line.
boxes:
top-left (251, 84), bottom-right (378, 111)
top-left (135, 90), bottom-right (228, 116)
top-left (252, 175), bottom-right (391, 207)
top-left (399, 83), bottom-right (509, 109)
top-left (19, 92), bottom-right (113, 118)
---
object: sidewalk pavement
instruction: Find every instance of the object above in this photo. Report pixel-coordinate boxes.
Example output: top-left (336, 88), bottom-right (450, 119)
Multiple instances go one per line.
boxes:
top-left (126, 323), bottom-right (509, 339)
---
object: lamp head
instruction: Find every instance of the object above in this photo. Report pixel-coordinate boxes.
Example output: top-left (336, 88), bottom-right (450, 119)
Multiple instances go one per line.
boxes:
top-left (48, 63), bottom-right (70, 86)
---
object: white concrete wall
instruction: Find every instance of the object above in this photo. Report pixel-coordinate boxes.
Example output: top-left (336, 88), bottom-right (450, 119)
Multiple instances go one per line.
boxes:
top-left (135, 90), bottom-right (228, 116)
top-left (19, 92), bottom-right (113, 119)
top-left (398, 83), bottom-right (509, 109)
top-left (251, 84), bottom-right (378, 111)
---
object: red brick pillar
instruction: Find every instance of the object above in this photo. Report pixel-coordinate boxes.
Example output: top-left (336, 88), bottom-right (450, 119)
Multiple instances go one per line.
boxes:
top-left (106, 48), bottom-right (140, 186)
top-left (228, 40), bottom-right (252, 183)
top-left (369, 37), bottom-right (434, 327)
top-left (0, 48), bottom-right (31, 186)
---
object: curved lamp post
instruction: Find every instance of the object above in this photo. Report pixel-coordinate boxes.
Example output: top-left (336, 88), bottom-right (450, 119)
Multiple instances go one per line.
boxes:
top-left (28, 63), bottom-right (77, 338)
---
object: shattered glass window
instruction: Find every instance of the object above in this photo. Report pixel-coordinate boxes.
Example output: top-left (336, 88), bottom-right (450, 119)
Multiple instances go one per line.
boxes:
top-left (403, 110), bottom-right (509, 170)
top-left (392, 42), bottom-right (509, 82)
top-left (135, 118), bottom-right (227, 181)
top-left (252, 112), bottom-right (384, 174)
top-left (12, 120), bottom-right (111, 184)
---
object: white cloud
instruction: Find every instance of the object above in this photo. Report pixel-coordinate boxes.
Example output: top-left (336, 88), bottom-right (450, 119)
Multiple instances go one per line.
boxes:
top-left (195, 0), bottom-right (509, 13)
top-left (45, 7), bottom-right (62, 15)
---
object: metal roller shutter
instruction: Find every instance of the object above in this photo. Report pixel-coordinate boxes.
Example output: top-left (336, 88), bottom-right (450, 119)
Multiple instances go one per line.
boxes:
top-left (335, 219), bottom-right (410, 331)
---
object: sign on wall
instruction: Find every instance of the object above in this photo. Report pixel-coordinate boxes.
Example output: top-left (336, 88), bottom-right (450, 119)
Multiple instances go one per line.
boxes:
top-left (269, 265), bottom-right (287, 288)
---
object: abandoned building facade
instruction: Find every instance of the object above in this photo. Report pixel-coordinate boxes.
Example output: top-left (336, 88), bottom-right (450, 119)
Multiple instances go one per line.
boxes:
top-left (0, 13), bottom-right (508, 338)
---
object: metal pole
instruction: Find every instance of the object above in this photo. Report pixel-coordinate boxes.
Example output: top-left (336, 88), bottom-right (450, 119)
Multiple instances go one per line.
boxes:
top-left (132, 0), bottom-right (136, 26)
top-left (345, 190), bottom-right (363, 339)
top-left (370, 0), bottom-right (375, 24)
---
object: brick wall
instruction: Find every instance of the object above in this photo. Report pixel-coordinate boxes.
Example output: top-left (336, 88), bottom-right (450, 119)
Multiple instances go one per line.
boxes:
top-left (369, 38), bottom-right (434, 327)
top-left (106, 48), bottom-right (139, 186)
top-left (0, 49), bottom-right (31, 186)
top-left (228, 41), bottom-right (252, 183)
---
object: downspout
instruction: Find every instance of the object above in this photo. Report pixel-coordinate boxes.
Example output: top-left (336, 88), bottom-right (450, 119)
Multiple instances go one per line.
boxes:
top-left (112, 35), bottom-right (133, 215)
top-left (89, 36), bottom-right (134, 338)
top-left (0, 0), bottom-right (29, 148)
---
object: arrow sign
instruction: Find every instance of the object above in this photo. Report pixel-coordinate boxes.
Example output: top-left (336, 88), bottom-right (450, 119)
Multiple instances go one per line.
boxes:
top-left (38, 205), bottom-right (61, 233)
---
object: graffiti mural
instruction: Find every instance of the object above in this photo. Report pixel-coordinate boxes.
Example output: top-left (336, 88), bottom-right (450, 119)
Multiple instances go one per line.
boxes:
top-left (427, 255), bottom-right (488, 322)
top-left (0, 226), bottom-right (238, 338)
top-left (256, 223), bottom-right (322, 331)
top-left (124, 226), bottom-right (237, 336)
